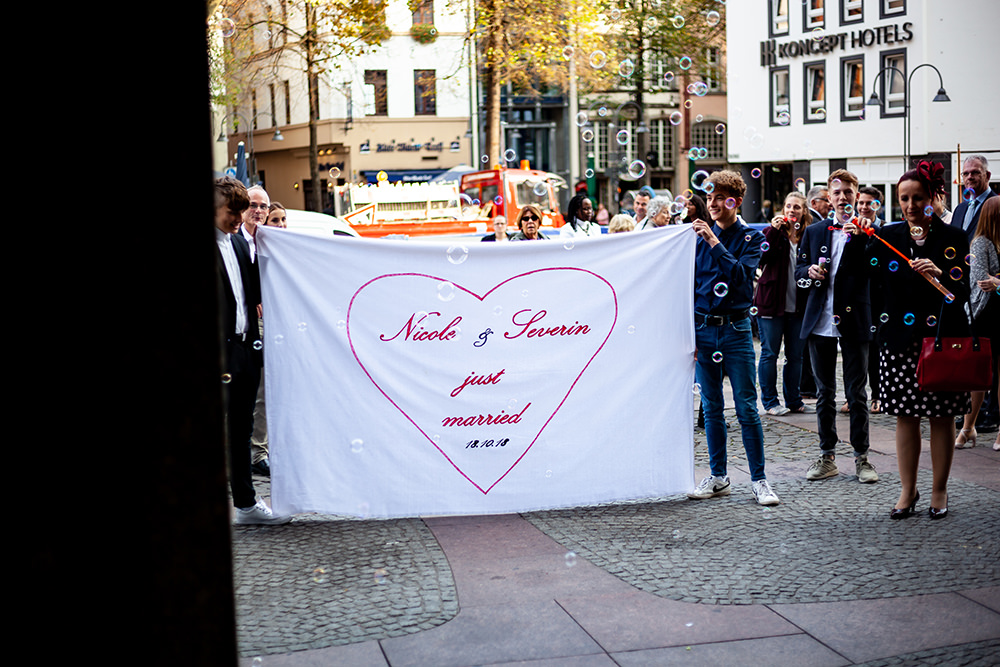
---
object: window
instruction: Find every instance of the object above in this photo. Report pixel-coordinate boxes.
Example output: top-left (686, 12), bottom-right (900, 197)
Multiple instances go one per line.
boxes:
top-left (841, 56), bottom-right (864, 120)
top-left (411, 0), bottom-right (433, 25)
top-left (769, 0), bottom-right (789, 36)
top-left (880, 50), bottom-right (906, 117)
top-left (364, 70), bottom-right (388, 116)
top-left (251, 90), bottom-right (258, 128)
top-left (692, 122), bottom-right (726, 161)
top-left (841, 0), bottom-right (863, 24)
top-left (881, 0), bottom-right (906, 18)
top-left (803, 0), bottom-right (824, 30)
top-left (804, 61), bottom-right (827, 123)
top-left (648, 119), bottom-right (675, 169)
top-left (770, 66), bottom-right (790, 126)
top-left (414, 70), bottom-right (436, 116)
top-left (704, 47), bottom-right (723, 92)
top-left (269, 84), bottom-right (277, 126)
top-left (648, 53), bottom-right (679, 91)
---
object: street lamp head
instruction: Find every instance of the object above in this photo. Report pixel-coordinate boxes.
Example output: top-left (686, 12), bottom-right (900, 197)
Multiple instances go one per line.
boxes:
top-left (933, 87), bottom-right (950, 102)
top-left (866, 91), bottom-right (881, 107)
top-left (272, 129), bottom-right (285, 141)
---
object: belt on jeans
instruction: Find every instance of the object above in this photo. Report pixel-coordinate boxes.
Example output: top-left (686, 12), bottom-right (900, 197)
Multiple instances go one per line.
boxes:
top-left (695, 310), bottom-right (749, 326)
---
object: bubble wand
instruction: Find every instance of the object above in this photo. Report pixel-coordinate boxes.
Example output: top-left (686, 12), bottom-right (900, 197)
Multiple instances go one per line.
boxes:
top-left (859, 226), bottom-right (953, 300)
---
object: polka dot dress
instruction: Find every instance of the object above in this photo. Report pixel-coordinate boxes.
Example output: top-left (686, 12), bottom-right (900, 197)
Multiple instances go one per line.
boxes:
top-left (879, 342), bottom-right (971, 418)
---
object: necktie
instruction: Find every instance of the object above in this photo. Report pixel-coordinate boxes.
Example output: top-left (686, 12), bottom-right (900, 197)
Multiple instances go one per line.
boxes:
top-left (964, 199), bottom-right (980, 230)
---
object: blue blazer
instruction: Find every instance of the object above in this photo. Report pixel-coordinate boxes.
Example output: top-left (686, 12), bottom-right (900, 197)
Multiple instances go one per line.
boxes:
top-left (951, 190), bottom-right (997, 242)
top-left (795, 221), bottom-right (872, 341)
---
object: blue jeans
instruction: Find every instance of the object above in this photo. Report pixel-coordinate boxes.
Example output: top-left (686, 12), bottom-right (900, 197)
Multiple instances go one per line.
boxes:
top-left (696, 317), bottom-right (767, 482)
top-left (757, 313), bottom-right (806, 411)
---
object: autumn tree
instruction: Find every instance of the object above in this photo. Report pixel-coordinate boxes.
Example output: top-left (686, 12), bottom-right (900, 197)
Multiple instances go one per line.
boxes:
top-left (472, 0), bottom-right (613, 163)
top-left (210, 0), bottom-right (389, 211)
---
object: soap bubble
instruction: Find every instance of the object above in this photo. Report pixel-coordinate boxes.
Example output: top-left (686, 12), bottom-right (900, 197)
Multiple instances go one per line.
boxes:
top-left (350, 438), bottom-right (364, 453)
top-left (832, 315), bottom-right (841, 325)
top-left (751, 168), bottom-right (762, 179)
top-left (481, 154), bottom-right (490, 164)
top-left (575, 111), bottom-right (589, 127)
top-left (889, 260), bottom-right (899, 272)
top-left (581, 128), bottom-right (595, 142)
top-left (963, 187), bottom-right (975, 202)
top-left (715, 123), bottom-right (726, 135)
top-left (691, 169), bottom-right (710, 190)
top-left (669, 111), bottom-right (683, 126)
top-left (910, 226), bottom-right (924, 237)
top-left (695, 113), bottom-right (704, 123)
top-left (565, 551), bottom-right (577, 567)
top-left (760, 241), bottom-right (770, 252)
top-left (437, 281), bottom-right (456, 301)
top-left (679, 56), bottom-right (692, 70)
top-left (590, 51), bottom-right (607, 69)
top-left (926, 315), bottom-right (938, 327)
top-left (749, 306), bottom-right (758, 316)
top-left (447, 245), bottom-right (469, 266)
top-left (943, 246), bottom-right (956, 260)
top-left (672, 15), bottom-right (685, 28)
top-left (706, 10), bottom-right (721, 26)
top-left (880, 312), bottom-right (889, 323)
top-left (619, 59), bottom-right (635, 78)
top-left (664, 71), bottom-right (675, 84)
top-left (533, 181), bottom-right (548, 196)
top-left (328, 166), bottom-right (341, 179)
top-left (713, 281), bottom-right (729, 297)
top-left (794, 177), bottom-right (806, 190)
top-left (777, 110), bottom-right (790, 125)
top-left (923, 205), bottom-right (933, 217)
top-left (725, 197), bottom-right (737, 209)
top-left (949, 266), bottom-right (963, 281)
top-left (373, 568), bottom-right (388, 584)
top-left (504, 148), bottom-right (517, 162)
top-left (218, 17), bottom-right (236, 37)
top-left (585, 168), bottom-right (595, 178)
top-left (903, 313), bottom-right (916, 325)
top-left (562, 45), bottom-right (574, 60)
top-left (711, 351), bottom-right (724, 363)
top-left (628, 160), bottom-right (647, 179)
top-left (616, 129), bottom-right (630, 145)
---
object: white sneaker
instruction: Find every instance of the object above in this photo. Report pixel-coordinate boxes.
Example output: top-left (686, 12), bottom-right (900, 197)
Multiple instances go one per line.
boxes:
top-left (687, 475), bottom-right (731, 499)
top-left (752, 479), bottom-right (780, 506)
top-left (765, 406), bottom-right (791, 416)
top-left (235, 498), bottom-right (291, 525)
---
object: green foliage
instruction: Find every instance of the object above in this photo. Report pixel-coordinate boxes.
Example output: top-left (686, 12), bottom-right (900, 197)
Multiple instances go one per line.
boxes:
top-left (409, 22), bottom-right (438, 44)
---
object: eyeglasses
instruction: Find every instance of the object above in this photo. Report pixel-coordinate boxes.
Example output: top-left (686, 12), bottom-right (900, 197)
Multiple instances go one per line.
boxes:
top-left (521, 214), bottom-right (539, 222)
top-left (248, 202), bottom-right (269, 209)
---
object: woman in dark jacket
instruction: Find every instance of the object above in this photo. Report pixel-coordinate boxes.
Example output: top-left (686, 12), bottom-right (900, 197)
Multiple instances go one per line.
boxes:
top-left (754, 191), bottom-right (812, 415)
top-left (869, 161), bottom-right (971, 520)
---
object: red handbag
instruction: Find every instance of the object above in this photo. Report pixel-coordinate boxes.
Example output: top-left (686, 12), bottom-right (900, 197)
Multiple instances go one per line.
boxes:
top-left (916, 305), bottom-right (993, 392)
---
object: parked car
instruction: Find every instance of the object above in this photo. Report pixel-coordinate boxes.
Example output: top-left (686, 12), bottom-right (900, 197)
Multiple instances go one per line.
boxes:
top-left (283, 209), bottom-right (360, 238)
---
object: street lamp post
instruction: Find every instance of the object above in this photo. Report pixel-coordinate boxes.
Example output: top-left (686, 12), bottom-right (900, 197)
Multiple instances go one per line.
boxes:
top-left (217, 111), bottom-right (284, 185)
top-left (866, 62), bottom-right (949, 171)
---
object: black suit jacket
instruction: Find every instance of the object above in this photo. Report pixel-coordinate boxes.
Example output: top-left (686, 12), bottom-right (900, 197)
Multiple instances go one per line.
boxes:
top-left (952, 190), bottom-right (997, 242)
top-left (217, 232), bottom-right (262, 348)
top-left (869, 219), bottom-right (971, 352)
top-left (795, 221), bottom-right (872, 341)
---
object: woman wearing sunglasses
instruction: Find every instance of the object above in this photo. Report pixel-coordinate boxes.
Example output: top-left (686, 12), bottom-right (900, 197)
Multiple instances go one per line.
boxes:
top-left (511, 205), bottom-right (548, 241)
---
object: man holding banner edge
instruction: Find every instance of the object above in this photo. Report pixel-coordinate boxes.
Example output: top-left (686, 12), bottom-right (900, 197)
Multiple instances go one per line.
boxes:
top-left (688, 171), bottom-right (780, 506)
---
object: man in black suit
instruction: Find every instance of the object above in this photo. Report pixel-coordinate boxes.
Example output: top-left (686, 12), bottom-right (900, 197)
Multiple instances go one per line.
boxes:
top-left (952, 155), bottom-right (999, 431)
top-left (952, 155), bottom-right (996, 242)
top-left (799, 185), bottom-right (831, 400)
top-left (214, 176), bottom-right (289, 525)
top-left (796, 170), bottom-right (878, 485)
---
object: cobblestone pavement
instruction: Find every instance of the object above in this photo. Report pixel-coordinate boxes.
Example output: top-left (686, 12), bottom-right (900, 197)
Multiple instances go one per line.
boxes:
top-left (522, 470), bottom-right (1000, 605)
top-left (232, 508), bottom-right (457, 656)
top-left (854, 638), bottom-right (1000, 667)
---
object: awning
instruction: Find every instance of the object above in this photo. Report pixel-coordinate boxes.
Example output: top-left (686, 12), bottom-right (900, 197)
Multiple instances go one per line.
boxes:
top-left (362, 169), bottom-right (447, 184)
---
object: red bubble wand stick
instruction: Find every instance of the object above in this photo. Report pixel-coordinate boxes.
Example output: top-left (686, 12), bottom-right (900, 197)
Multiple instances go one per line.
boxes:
top-left (859, 226), bottom-right (953, 300)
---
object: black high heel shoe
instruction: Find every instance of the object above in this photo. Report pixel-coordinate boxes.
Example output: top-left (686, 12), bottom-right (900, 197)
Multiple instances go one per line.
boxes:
top-left (890, 491), bottom-right (920, 520)
top-left (929, 495), bottom-right (948, 520)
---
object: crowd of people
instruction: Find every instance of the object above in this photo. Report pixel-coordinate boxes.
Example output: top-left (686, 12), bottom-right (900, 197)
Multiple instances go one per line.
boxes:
top-left (214, 153), bottom-right (997, 523)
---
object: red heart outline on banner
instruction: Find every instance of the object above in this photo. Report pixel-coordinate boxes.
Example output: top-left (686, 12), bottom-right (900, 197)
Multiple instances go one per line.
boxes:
top-left (346, 268), bottom-right (618, 494)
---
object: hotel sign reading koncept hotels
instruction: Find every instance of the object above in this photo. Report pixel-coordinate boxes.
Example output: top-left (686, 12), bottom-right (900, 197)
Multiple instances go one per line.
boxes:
top-left (760, 21), bottom-right (914, 67)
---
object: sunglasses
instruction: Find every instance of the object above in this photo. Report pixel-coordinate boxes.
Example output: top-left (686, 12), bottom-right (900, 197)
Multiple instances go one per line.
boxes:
top-left (521, 214), bottom-right (539, 222)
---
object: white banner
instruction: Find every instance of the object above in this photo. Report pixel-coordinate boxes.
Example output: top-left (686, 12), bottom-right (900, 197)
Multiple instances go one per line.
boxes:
top-left (257, 227), bottom-right (696, 518)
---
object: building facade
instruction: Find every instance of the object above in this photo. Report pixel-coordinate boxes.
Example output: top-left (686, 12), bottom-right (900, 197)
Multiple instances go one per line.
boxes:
top-left (215, 0), bottom-right (476, 211)
top-left (727, 0), bottom-right (999, 221)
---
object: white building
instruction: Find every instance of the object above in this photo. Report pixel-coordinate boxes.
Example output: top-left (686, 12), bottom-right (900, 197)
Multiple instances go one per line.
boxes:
top-left (216, 0), bottom-right (476, 211)
top-left (726, 0), bottom-right (999, 221)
